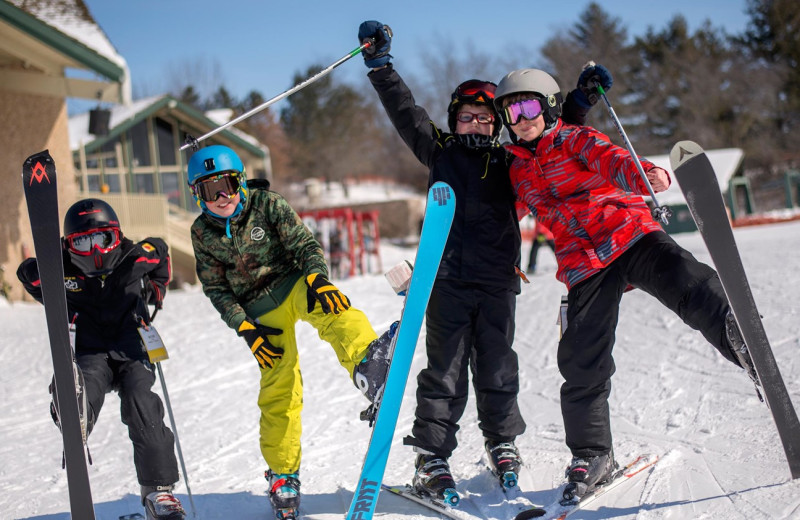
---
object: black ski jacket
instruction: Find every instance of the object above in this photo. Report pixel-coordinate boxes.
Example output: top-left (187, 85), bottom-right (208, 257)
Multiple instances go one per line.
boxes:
top-left (368, 65), bottom-right (589, 292)
top-left (17, 237), bottom-right (170, 360)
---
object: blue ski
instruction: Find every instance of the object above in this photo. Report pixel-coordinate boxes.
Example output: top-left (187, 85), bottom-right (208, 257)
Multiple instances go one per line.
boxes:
top-left (347, 181), bottom-right (455, 520)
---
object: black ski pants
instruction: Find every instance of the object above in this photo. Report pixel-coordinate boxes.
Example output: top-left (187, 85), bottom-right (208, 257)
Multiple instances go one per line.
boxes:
top-left (409, 280), bottom-right (526, 458)
top-left (559, 231), bottom-right (737, 458)
top-left (77, 353), bottom-right (179, 486)
top-left (528, 236), bottom-right (556, 273)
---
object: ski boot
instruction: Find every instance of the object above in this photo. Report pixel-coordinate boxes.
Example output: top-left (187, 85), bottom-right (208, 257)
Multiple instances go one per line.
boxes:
top-left (266, 470), bottom-right (301, 520)
top-left (562, 452), bottom-right (617, 503)
top-left (484, 439), bottom-right (523, 489)
top-left (353, 321), bottom-right (399, 403)
top-left (141, 485), bottom-right (186, 520)
top-left (412, 453), bottom-right (460, 506)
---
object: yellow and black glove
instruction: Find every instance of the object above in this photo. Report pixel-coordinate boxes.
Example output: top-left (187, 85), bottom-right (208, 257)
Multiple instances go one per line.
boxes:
top-left (305, 273), bottom-right (351, 314)
top-left (237, 319), bottom-right (284, 369)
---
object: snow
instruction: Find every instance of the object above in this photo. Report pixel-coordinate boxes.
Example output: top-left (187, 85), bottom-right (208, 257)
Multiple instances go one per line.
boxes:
top-left (2, 222), bottom-right (800, 519)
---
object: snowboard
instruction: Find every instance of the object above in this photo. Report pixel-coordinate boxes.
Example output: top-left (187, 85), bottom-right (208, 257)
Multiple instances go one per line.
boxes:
top-left (22, 150), bottom-right (96, 518)
top-left (346, 182), bottom-right (455, 520)
top-left (670, 140), bottom-right (800, 479)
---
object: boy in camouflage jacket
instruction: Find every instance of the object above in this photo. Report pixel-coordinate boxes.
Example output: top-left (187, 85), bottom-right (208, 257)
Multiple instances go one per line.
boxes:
top-left (187, 145), bottom-right (392, 514)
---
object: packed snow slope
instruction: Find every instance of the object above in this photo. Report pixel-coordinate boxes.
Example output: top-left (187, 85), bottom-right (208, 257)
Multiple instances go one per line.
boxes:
top-left (1, 221), bottom-right (799, 519)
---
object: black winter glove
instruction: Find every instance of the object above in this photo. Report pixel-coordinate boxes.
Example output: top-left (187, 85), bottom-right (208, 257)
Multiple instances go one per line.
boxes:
top-left (237, 319), bottom-right (284, 370)
top-left (574, 62), bottom-right (613, 108)
top-left (305, 273), bottom-right (351, 314)
top-left (358, 20), bottom-right (393, 69)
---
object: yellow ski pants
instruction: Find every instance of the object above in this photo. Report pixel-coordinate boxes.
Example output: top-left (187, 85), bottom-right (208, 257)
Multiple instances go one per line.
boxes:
top-left (254, 277), bottom-right (377, 473)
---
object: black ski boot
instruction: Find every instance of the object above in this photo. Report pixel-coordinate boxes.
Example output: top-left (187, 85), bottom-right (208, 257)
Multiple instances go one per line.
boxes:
top-left (412, 453), bottom-right (459, 506)
top-left (725, 311), bottom-right (760, 385)
top-left (141, 485), bottom-right (185, 520)
top-left (266, 470), bottom-right (301, 520)
top-left (562, 452), bottom-right (618, 502)
top-left (484, 439), bottom-right (523, 489)
top-left (353, 321), bottom-right (398, 402)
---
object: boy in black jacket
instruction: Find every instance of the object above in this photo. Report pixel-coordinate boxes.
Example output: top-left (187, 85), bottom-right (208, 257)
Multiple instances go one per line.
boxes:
top-left (17, 198), bottom-right (185, 520)
top-left (357, 21), bottom-right (612, 499)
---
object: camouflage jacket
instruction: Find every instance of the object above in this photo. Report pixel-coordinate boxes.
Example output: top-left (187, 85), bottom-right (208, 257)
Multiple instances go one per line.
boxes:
top-left (191, 182), bottom-right (328, 330)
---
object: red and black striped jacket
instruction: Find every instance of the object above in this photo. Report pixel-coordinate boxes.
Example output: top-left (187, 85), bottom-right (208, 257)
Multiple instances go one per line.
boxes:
top-left (507, 120), bottom-right (668, 289)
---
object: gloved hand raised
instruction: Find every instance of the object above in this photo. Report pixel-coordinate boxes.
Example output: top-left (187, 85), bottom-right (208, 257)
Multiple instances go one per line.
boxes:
top-left (574, 62), bottom-right (613, 108)
top-left (237, 319), bottom-right (284, 369)
top-left (306, 273), bottom-right (351, 314)
top-left (358, 20), bottom-right (392, 69)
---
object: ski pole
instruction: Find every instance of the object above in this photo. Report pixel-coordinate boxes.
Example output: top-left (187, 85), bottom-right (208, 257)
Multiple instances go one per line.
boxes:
top-left (147, 306), bottom-right (197, 518)
top-left (180, 39), bottom-right (377, 151)
top-left (156, 362), bottom-right (198, 518)
top-left (584, 61), bottom-right (672, 225)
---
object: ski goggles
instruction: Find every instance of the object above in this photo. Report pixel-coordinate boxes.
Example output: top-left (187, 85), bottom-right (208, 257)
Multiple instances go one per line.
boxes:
top-left (454, 80), bottom-right (497, 104)
top-left (192, 172), bottom-right (241, 202)
top-left (502, 98), bottom-right (544, 125)
top-left (456, 111), bottom-right (495, 124)
top-left (66, 228), bottom-right (121, 255)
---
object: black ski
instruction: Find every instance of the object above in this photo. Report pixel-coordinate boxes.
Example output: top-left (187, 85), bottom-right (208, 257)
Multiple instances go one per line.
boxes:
top-left (670, 140), bottom-right (800, 479)
top-left (22, 150), bottom-right (96, 517)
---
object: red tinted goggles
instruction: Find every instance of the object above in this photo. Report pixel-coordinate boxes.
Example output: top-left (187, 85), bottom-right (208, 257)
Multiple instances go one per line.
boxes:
top-left (193, 172), bottom-right (241, 202)
top-left (502, 98), bottom-right (544, 125)
top-left (454, 80), bottom-right (497, 104)
top-left (66, 228), bottom-right (121, 255)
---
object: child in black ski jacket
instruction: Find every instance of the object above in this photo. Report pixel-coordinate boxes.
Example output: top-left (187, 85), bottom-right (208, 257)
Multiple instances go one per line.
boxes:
top-left (18, 198), bottom-right (185, 519)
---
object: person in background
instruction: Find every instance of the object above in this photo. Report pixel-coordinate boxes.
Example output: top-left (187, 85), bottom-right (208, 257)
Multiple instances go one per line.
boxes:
top-left (17, 198), bottom-right (185, 520)
top-left (526, 217), bottom-right (556, 275)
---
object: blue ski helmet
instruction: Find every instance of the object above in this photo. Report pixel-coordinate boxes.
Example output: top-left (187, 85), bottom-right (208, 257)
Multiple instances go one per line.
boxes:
top-left (187, 145), bottom-right (249, 213)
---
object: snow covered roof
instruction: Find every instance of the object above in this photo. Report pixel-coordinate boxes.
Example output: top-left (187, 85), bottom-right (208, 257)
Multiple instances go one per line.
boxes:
top-left (646, 148), bottom-right (744, 206)
top-left (68, 94), bottom-right (267, 158)
top-left (68, 94), bottom-right (165, 149)
top-left (1, 0), bottom-right (130, 102)
top-left (8, 0), bottom-right (125, 70)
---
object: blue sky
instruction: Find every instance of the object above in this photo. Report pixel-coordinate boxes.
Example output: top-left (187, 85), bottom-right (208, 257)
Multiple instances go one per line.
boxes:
top-left (80, 0), bottom-right (751, 112)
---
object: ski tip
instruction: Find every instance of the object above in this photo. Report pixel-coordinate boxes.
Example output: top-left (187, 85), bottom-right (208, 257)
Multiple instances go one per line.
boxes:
top-left (669, 140), bottom-right (705, 170)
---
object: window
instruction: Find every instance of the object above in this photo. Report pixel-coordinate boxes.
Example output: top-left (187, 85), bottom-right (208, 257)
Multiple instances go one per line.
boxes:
top-left (129, 120), bottom-right (151, 167)
top-left (156, 118), bottom-right (176, 166)
top-left (160, 171), bottom-right (181, 207)
top-left (133, 173), bottom-right (155, 193)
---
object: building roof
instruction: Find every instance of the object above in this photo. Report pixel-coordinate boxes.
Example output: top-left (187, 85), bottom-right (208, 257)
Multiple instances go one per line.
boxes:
top-left (646, 148), bottom-right (744, 206)
top-left (0, 0), bottom-right (129, 102)
top-left (69, 94), bottom-right (267, 158)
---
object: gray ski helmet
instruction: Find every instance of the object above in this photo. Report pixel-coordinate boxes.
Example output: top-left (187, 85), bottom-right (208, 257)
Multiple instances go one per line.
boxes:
top-left (494, 69), bottom-right (563, 130)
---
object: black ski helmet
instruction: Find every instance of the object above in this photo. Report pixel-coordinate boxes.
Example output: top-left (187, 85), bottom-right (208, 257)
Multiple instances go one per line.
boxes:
top-left (447, 79), bottom-right (502, 137)
top-left (63, 198), bottom-right (124, 277)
